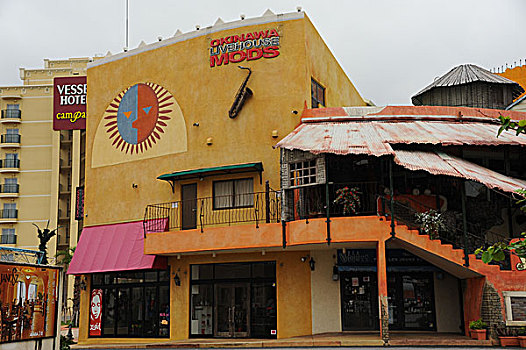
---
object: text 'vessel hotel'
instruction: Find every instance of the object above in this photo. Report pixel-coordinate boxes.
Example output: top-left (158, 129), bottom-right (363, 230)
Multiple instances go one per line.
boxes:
top-left (67, 10), bottom-right (526, 345)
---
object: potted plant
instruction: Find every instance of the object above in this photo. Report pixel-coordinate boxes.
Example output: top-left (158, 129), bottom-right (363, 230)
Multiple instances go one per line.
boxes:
top-left (497, 326), bottom-right (519, 347)
top-left (333, 187), bottom-right (361, 215)
top-left (518, 327), bottom-right (526, 348)
top-left (415, 209), bottom-right (446, 240)
top-left (469, 319), bottom-right (487, 340)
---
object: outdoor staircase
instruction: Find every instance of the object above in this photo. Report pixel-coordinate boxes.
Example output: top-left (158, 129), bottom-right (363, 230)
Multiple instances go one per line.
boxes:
top-left (388, 218), bottom-right (526, 288)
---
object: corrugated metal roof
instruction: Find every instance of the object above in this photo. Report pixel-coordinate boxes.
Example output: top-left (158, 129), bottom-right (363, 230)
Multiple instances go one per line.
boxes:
top-left (276, 120), bottom-right (526, 156)
top-left (394, 150), bottom-right (526, 194)
top-left (412, 64), bottom-right (524, 103)
top-left (276, 105), bottom-right (526, 155)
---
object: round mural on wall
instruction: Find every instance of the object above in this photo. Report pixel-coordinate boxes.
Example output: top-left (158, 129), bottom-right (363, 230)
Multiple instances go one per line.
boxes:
top-left (103, 82), bottom-right (174, 154)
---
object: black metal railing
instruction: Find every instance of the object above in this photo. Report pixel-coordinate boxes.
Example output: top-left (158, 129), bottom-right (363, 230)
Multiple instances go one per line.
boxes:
top-left (0, 235), bottom-right (16, 244)
top-left (379, 195), bottom-right (512, 270)
top-left (0, 159), bottom-right (19, 168)
top-left (1, 110), bottom-right (21, 119)
top-left (0, 184), bottom-right (19, 193)
top-left (0, 209), bottom-right (17, 219)
top-left (144, 190), bottom-right (281, 234)
top-left (0, 134), bottom-right (20, 143)
top-left (283, 182), bottom-right (379, 221)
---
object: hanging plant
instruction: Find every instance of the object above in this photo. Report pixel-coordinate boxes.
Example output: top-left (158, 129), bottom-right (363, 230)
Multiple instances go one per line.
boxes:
top-left (334, 187), bottom-right (361, 215)
top-left (415, 209), bottom-right (446, 239)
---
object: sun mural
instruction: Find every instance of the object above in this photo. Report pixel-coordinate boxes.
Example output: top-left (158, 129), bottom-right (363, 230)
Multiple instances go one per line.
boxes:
top-left (103, 83), bottom-right (174, 154)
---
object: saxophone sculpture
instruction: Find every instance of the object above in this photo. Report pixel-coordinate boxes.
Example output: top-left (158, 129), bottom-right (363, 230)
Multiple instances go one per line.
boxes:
top-left (229, 66), bottom-right (253, 119)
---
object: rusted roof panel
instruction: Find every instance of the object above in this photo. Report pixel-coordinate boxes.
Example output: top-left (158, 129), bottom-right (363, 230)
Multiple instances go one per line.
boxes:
top-left (394, 150), bottom-right (526, 194)
top-left (276, 120), bottom-right (526, 156)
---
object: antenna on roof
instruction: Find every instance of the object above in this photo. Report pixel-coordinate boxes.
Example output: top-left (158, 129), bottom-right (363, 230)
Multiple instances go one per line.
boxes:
top-left (125, 0), bottom-right (129, 49)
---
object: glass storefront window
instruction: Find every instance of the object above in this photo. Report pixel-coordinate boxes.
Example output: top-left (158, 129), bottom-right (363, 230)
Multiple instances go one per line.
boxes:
top-left (91, 269), bottom-right (169, 338)
top-left (191, 284), bottom-right (213, 335)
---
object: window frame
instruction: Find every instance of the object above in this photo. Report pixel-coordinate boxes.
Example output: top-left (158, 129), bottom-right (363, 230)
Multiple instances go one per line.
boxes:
top-left (311, 78), bottom-right (326, 108)
top-left (212, 178), bottom-right (254, 210)
top-left (503, 291), bottom-right (526, 326)
top-left (289, 159), bottom-right (318, 188)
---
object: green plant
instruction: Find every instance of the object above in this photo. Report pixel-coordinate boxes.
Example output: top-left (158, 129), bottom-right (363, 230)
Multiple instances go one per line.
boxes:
top-left (56, 246), bottom-right (76, 266)
top-left (469, 319), bottom-right (487, 330)
top-left (60, 335), bottom-right (75, 350)
top-left (475, 190), bottom-right (526, 264)
top-left (498, 115), bottom-right (526, 136)
top-left (415, 209), bottom-right (446, 239)
top-left (333, 187), bottom-right (361, 215)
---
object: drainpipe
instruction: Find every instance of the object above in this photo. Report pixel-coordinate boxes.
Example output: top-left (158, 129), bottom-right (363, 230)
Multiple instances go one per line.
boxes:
top-left (325, 155), bottom-right (331, 245)
top-left (461, 181), bottom-right (470, 267)
top-left (281, 220), bottom-right (287, 249)
top-left (504, 148), bottom-right (513, 238)
top-left (389, 159), bottom-right (395, 237)
top-left (265, 181), bottom-right (270, 224)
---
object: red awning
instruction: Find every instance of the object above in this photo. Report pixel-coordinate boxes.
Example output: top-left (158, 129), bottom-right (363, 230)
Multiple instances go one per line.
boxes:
top-left (67, 221), bottom-right (166, 275)
top-left (393, 150), bottom-right (526, 194)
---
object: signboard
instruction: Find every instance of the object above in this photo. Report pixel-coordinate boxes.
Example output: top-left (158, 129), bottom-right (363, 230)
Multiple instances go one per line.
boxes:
top-left (0, 263), bottom-right (60, 343)
top-left (209, 29), bottom-right (280, 68)
top-left (75, 186), bottom-right (84, 221)
top-left (53, 76), bottom-right (86, 130)
top-left (89, 289), bottom-right (102, 336)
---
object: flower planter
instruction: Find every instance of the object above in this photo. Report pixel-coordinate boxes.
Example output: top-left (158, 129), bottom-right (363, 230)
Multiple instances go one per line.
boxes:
top-left (499, 336), bottom-right (520, 347)
top-left (469, 329), bottom-right (487, 340)
top-left (518, 336), bottom-right (526, 348)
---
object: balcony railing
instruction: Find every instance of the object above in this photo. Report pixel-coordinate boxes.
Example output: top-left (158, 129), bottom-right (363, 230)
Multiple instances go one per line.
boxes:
top-left (283, 182), bottom-right (379, 221)
top-left (144, 189), bottom-right (281, 233)
top-left (0, 235), bottom-right (16, 244)
top-left (1, 110), bottom-right (21, 119)
top-left (0, 159), bottom-right (19, 169)
top-left (0, 209), bottom-right (17, 219)
top-left (1, 134), bottom-right (20, 144)
top-left (0, 184), bottom-right (19, 193)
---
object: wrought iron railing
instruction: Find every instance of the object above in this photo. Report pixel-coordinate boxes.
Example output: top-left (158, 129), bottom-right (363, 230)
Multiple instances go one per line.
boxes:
top-left (378, 195), bottom-right (512, 270)
top-left (0, 184), bottom-right (18, 193)
top-left (283, 182), bottom-right (379, 221)
top-left (0, 159), bottom-right (19, 169)
top-left (144, 190), bottom-right (281, 234)
top-left (1, 110), bottom-right (21, 119)
top-left (0, 134), bottom-right (20, 143)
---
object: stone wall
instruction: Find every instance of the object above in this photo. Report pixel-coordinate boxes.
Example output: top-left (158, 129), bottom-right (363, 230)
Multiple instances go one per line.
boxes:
top-left (480, 282), bottom-right (504, 339)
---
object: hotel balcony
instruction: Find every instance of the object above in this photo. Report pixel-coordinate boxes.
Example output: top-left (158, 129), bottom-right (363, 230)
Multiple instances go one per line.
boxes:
top-left (0, 234), bottom-right (16, 244)
top-left (0, 184), bottom-right (19, 198)
top-left (0, 110), bottom-right (21, 123)
top-left (0, 209), bottom-right (18, 223)
top-left (0, 134), bottom-right (20, 147)
top-left (0, 159), bottom-right (20, 172)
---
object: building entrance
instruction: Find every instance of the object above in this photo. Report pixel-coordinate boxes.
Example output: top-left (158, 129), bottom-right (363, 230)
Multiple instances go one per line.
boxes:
top-left (340, 271), bottom-right (379, 331)
top-left (215, 283), bottom-right (250, 337)
top-left (190, 262), bottom-right (277, 338)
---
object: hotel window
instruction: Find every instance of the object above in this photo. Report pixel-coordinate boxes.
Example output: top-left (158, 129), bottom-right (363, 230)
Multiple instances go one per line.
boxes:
top-left (213, 178), bottom-right (254, 209)
top-left (311, 78), bottom-right (325, 108)
top-left (90, 269), bottom-right (170, 338)
top-left (1, 228), bottom-right (15, 244)
top-left (2, 203), bottom-right (17, 218)
top-left (3, 178), bottom-right (17, 193)
top-left (289, 160), bottom-right (317, 187)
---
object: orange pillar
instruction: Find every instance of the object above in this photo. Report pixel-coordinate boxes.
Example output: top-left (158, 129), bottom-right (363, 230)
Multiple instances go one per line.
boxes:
top-left (377, 240), bottom-right (389, 344)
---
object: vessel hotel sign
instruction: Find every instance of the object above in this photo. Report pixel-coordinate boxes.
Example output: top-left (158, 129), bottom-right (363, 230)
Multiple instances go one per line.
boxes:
top-left (209, 29), bottom-right (280, 68)
top-left (53, 76), bottom-right (86, 130)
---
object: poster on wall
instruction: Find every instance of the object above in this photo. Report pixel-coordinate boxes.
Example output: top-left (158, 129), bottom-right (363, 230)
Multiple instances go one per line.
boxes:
top-left (53, 76), bottom-right (87, 130)
top-left (0, 263), bottom-right (60, 343)
top-left (89, 289), bottom-right (102, 336)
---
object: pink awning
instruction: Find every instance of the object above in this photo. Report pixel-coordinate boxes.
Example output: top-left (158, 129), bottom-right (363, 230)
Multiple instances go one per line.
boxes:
top-left (393, 150), bottom-right (526, 194)
top-left (67, 221), bottom-right (166, 275)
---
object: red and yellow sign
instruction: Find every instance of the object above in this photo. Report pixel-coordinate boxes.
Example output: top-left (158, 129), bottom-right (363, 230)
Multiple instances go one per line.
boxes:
top-left (0, 263), bottom-right (60, 343)
top-left (209, 29), bottom-right (280, 68)
top-left (53, 76), bottom-right (87, 130)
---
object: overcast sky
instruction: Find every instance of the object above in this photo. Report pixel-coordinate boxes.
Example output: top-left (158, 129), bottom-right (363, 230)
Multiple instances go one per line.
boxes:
top-left (0, 0), bottom-right (524, 105)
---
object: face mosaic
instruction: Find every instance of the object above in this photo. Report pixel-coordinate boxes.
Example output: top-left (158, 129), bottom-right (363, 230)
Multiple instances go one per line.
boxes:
top-left (103, 83), bottom-right (175, 154)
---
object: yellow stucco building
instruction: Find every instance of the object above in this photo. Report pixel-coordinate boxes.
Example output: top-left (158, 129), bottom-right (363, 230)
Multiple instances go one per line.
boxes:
top-left (69, 10), bottom-right (368, 344)
top-left (0, 57), bottom-right (91, 319)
